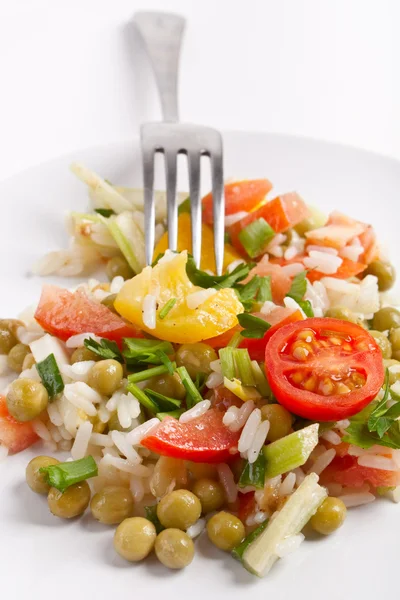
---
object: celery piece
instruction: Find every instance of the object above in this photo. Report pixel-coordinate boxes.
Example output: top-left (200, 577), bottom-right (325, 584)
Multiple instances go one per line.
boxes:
top-left (233, 349), bottom-right (256, 387)
top-left (243, 472), bottom-right (327, 577)
top-left (251, 361), bottom-right (271, 397)
top-left (219, 347), bottom-right (235, 380)
top-left (104, 212), bottom-right (145, 274)
top-left (238, 218), bottom-right (275, 258)
top-left (227, 331), bottom-right (242, 349)
top-left (223, 377), bottom-right (261, 402)
top-left (232, 520), bottom-right (269, 561)
top-left (263, 424), bottom-right (319, 479)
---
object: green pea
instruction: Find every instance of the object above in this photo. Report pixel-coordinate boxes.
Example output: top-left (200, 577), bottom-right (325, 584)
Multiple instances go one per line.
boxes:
top-left (372, 307), bottom-right (400, 332)
top-left (0, 320), bottom-right (19, 355)
top-left (90, 486), bottom-right (134, 524)
top-left (364, 261), bottom-right (396, 292)
top-left (206, 511), bottom-right (245, 552)
top-left (260, 404), bottom-right (293, 441)
top-left (155, 529), bottom-right (194, 569)
top-left (157, 489), bottom-right (201, 530)
top-left (48, 481), bottom-right (91, 519)
top-left (324, 307), bottom-right (361, 325)
top-left (106, 256), bottom-right (134, 281)
top-left (87, 359), bottom-right (123, 396)
top-left (369, 330), bottom-right (392, 359)
top-left (6, 378), bottom-right (48, 422)
top-left (70, 347), bottom-right (100, 364)
top-left (26, 456), bottom-right (60, 494)
top-left (7, 343), bottom-right (30, 373)
top-left (310, 497), bottom-right (347, 535)
top-left (176, 343), bottom-right (218, 379)
top-left (191, 478), bottom-right (225, 514)
top-left (114, 517), bottom-right (156, 562)
top-left (146, 372), bottom-right (186, 400)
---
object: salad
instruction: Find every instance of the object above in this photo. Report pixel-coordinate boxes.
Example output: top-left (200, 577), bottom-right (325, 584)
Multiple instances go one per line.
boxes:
top-left (1, 164), bottom-right (400, 577)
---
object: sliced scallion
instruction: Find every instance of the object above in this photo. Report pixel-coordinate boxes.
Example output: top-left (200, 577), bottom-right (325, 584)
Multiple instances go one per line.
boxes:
top-left (238, 218), bottom-right (275, 258)
top-left (144, 389), bottom-right (181, 411)
top-left (176, 366), bottom-right (203, 408)
top-left (126, 383), bottom-right (159, 413)
top-left (35, 353), bottom-right (64, 399)
top-left (39, 456), bottom-right (98, 493)
top-left (128, 363), bottom-right (176, 383)
top-left (158, 298), bottom-right (177, 320)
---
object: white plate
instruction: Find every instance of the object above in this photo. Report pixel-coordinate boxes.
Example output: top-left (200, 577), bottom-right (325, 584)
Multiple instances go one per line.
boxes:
top-left (1, 132), bottom-right (400, 599)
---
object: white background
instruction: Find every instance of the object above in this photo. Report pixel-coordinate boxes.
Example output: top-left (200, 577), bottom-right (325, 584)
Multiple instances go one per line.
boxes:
top-left (0, 0), bottom-right (398, 180)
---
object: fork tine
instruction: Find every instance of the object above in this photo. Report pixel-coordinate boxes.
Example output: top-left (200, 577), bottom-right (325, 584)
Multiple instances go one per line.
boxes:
top-left (165, 151), bottom-right (178, 252)
top-left (188, 151), bottom-right (202, 268)
top-left (210, 149), bottom-right (225, 276)
top-left (141, 144), bottom-right (156, 266)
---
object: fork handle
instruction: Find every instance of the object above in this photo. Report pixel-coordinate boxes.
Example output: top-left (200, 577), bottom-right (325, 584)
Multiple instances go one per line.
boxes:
top-left (134, 12), bottom-right (185, 122)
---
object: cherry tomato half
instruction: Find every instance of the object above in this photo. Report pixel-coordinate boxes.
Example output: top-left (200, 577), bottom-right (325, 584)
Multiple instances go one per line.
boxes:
top-left (264, 318), bottom-right (384, 421)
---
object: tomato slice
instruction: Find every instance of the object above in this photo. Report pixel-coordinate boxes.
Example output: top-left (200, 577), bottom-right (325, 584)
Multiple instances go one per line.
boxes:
top-left (202, 179), bottom-right (273, 225)
top-left (0, 396), bottom-right (38, 453)
top-left (240, 307), bottom-right (304, 361)
top-left (229, 192), bottom-right (309, 255)
top-left (321, 454), bottom-right (400, 489)
top-left (264, 318), bottom-right (384, 421)
top-left (35, 285), bottom-right (143, 344)
top-left (141, 409), bottom-right (240, 463)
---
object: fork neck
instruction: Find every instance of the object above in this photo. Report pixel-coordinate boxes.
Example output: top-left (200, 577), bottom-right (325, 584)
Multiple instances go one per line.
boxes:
top-left (134, 12), bottom-right (185, 122)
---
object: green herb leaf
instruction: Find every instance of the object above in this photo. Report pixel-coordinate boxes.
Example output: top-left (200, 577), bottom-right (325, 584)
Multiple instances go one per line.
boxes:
top-left (258, 276), bottom-right (272, 303)
top-left (84, 337), bottom-right (123, 361)
top-left (239, 453), bottom-right (266, 489)
top-left (144, 505), bottom-right (165, 534)
top-left (94, 208), bottom-right (115, 218)
top-left (298, 300), bottom-right (314, 317)
top-left (368, 370), bottom-right (391, 434)
top-left (186, 255), bottom-right (252, 290)
top-left (176, 366), bottom-right (203, 408)
top-left (144, 389), bottom-right (181, 411)
top-left (232, 520), bottom-right (269, 562)
top-left (238, 218), bottom-right (275, 258)
top-left (238, 313), bottom-right (271, 339)
top-left (35, 353), bottom-right (64, 399)
top-left (178, 196), bottom-right (191, 215)
top-left (126, 383), bottom-right (159, 413)
top-left (40, 456), bottom-right (98, 493)
top-left (287, 270), bottom-right (307, 303)
top-left (158, 298), bottom-right (177, 320)
top-left (127, 362), bottom-right (176, 384)
top-left (122, 339), bottom-right (174, 365)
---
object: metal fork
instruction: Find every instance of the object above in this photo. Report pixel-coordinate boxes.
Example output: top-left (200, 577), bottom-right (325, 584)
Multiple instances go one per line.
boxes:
top-left (134, 11), bottom-right (225, 275)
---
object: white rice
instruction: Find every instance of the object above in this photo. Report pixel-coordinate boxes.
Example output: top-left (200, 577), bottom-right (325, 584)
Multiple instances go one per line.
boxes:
top-left (19, 366), bottom-right (41, 381)
top-left (93, 289), bottom-right (109, 302)
top-left (217, 463), bottom-right (237, 503)
top-left (110, 276), bottom-right (125, 294)
top-left (293, 467), bottom-right (306, 487)
top-left (31, 419), bottom-right (52, 442)
top-left (63, 382), bottom-right (103, 417)
top-left (336, 419), bottom-right (350, 429)
top-left (278, 472), bottom-right (296, 497)
top-left (100, 454), bottom-right (149, 476)
top-left (205, 371), bottom-right (224, 389)
top-left (260, 300), bottom-right (277, 315)
top-left (304, 280), bottom-right (330, 318)
top-left (306, 245), bottom-right (339, 255)
top-left (0, 356), bottom-right (10, 376)
top-left (247, 420), bottom-right (270, 464)
top-left (283, 246), bottom-right (299, 261)
top-left (322, 274), bottom-right (379, 316)
top-left (209, 359), bottom-right (222, 373)
top-left (17, 327), bottom-right (43, 345)
top-left (357, 455), bottom-right (399, 471)
top-left (126, 418), bottom-right (160, 446)
top-left (179, 400), bottom-right (211, 423)
top-left (117, 394), bottom-right (134, 429)
top-left (65, 332), bottom-right (101, 349)
top-left (97, 402), bottom-right (111, 423)
top-left (308, 448), bottom-right (336, 475)
top-left (275, 533), bottom-right (305, 558)
top-left (226, 259), bottom-right (246, 273)
top-left (142, 294), bottom-right (157, 329)
top-left (46, 401), bottom-right (63, 426)
top-left (110, 430), bottom-right (141, 464)
top-left (284, 296), bottom-right (306, 318)
top-left (129, 475), bottom-right (145, 502)
top-left (90, 433), bottom-right (114, 447)
top-left (61, 360), bottom-right (95, 383)
top-left (303, 251), bottom-right (343, 275)
top-left (222, 406), bottom-right (239, 427)
top-left (338, 492), bottom-right (375, 508)
top-left (348, 444), bottom-right (392, 457)
top-left (30, 334), bottom-right (69, 365)
top-left (224, 212), bottom-right (248, 227)
top-left (281, 263), bottom-right (305, 277)
top-left (186, 288), bottom-right (217, 310)
top-left (228, 400), bottom-right (255, 433)
top-left (71, 420), bottom-right (93, 460)
top-left (58, 424), bottom-right (73, 440)
top-left (238, 408), bottom-right (262, 453)
top-left (48, 423), bottom-right (62, 443)
top-left (321, 430), bottom-right (342, 445)
top-left (186, 518), bottom-right (206, 539)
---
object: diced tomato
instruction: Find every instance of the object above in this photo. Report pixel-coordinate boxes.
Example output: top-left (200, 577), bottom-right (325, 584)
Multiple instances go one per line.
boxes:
top-left (307, 258), bottom-right (367, 283)
top-left (359, 225), bottom-right (379, 265)
top-left (34, 285), bottom-right (143, 344)
top-left (245, 257), bottom-right (292, 304)
top-left (238, 492), bottom-right (256, 523)
top-left (141, 409), bottom-right (240, 463)
top-left (305, 211), bottom-right (369, 251)
top-left (213, 385), bottom-right (243, 411)
top-left (202, 179), bottom-right (273, 225)
top-left (0, 396), bottom-right (38, 453)
top-left (206, 325), bottom-right (242, 350)
top-left (321, 454), bottom-right (400, 489)
top-left (265, 318), bottom-right (384, 421)
top-left (240, 307), bottom-right (304, 361)
top-left (270, 255), bottom-right (366, 283)
top-left (229, 192), bottom-right (310, 256)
